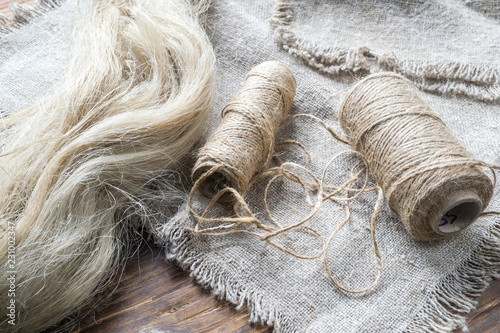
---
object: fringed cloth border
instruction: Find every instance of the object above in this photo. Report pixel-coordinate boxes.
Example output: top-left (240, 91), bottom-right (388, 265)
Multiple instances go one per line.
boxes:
top-left (0, 0), bottom-right (63, 37)
top-left (157, 209), bottom-right (500, 332)
top-left (270, 0), bottom-right (500, 102)
top-left (156, 210), bottom-right (303, 332)
top-left (405, 220), bottom-right (500, 332)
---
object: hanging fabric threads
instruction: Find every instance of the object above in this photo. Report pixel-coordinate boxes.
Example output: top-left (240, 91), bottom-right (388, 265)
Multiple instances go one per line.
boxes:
top-left (339, 72), bottom-right (496, 241)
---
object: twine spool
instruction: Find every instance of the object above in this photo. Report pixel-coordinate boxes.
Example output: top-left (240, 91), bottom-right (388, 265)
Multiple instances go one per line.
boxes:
top-left (339, 73), bottom-right (494, 241)
top-left (192, 61), bottom-right (296, 202)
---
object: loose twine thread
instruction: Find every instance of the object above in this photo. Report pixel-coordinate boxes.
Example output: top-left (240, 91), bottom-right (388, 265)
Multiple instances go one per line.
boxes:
top-left (189, 63), bottom-right (499, 293)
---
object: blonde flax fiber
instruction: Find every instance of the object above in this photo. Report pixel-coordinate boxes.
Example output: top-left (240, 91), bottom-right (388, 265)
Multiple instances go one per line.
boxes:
top-left (0, 0), bottom-right (215, 331)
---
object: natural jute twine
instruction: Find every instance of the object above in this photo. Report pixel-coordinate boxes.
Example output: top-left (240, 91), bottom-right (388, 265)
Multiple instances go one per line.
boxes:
top-left (188, 67), bottom-right (499, 294)
top-left (189, 61), bottom-right (327, 259)
top-left (192, 60), bottom-right (296, 202)
top-left (339, 72), bottom-right (496, 241)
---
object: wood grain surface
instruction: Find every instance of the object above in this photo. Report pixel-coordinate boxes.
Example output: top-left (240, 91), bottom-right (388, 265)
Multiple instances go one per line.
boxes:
top-left (75, 244), bottom-right (271, 333)
top-left (0, 0), bottom-right (32, 16)
top-left (1, 1), bottom-right (499, 332)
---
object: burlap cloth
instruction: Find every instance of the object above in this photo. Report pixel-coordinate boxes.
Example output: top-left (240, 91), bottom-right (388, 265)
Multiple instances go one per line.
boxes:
top-left (1, 0), bottom-right (499, 332)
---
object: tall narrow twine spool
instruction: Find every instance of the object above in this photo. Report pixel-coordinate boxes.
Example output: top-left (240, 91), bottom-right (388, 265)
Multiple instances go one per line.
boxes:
top-left (339, 73), bottom-right (494, 241)
top-left (192, 61), bottom-right (296, 201)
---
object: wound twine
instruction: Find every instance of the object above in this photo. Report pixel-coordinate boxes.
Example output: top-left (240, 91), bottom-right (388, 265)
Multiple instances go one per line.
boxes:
top-left (339, 72), bottom-right (495, 241)
top-left (189, 61), bottom-right (328, 260)
top-left (192, 61), bottom-right (296, 201)
top-left (189, 66), bottom-right (498, 294)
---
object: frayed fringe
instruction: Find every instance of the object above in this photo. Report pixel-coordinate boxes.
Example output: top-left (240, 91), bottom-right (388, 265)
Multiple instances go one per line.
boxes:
top-left (405, 221), bottom-right (500, 332)
top-left (154, 208), bottom-right (303, 333)
top-left (157, 208), bottom-right (500, 333)
top-left (270, 0), bottom-right (500, 102)
top-left (0, 0), bottom-right (63, 37)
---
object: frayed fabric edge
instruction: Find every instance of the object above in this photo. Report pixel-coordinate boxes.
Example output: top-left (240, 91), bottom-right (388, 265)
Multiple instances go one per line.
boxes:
top-left (0, 0), bottom-right (63, 37)
top-left (153, 209), bottom-right (303, 333)
top-left (405, 220), bottom-right (500, 332)
top-left (270, 0), bottom-right (500, 102)
top-left (155, 208), bottom-right (500, 333)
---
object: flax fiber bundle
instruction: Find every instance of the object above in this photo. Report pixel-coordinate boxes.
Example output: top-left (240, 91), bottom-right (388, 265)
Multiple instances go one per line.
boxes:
top-left (0, 0), bottom-right (215, 331)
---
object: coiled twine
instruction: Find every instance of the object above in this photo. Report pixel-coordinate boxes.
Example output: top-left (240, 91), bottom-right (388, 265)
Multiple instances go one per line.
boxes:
top-left (339, 73), bottom-right (494, 241)
top-left (192, 61), bottom-right (296, 201)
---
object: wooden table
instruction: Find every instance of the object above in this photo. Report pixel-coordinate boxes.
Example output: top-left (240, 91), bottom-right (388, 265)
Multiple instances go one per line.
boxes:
top-left (76, 244), bottom-right (270, 333)
top-left (1, 2), bottom-right (499, 332)
top-left (0, 0), bottom-right (32, 15)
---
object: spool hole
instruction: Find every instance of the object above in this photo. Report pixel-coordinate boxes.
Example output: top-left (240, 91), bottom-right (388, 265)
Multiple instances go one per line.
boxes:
top-left (200, 172), bottom-right (234, 202)
top-left (436, 199), bottom-right (482, 234)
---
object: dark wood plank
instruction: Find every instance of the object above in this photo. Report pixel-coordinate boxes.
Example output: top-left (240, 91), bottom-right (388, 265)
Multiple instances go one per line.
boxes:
top-left (463, 278), bottom-right (500, 333)
top-left (0, 0), bottom-right (33, 16)
top-left (1, 2), bottom-right (499, 332)
top-left (76, 244), bottom-right (270, 333)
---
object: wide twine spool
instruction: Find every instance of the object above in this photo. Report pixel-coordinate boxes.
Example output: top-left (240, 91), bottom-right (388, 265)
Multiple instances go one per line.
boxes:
top-left (192, 61), bottom-right (296, 202)
top-left (339, 73), bottom-right (494, 241)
